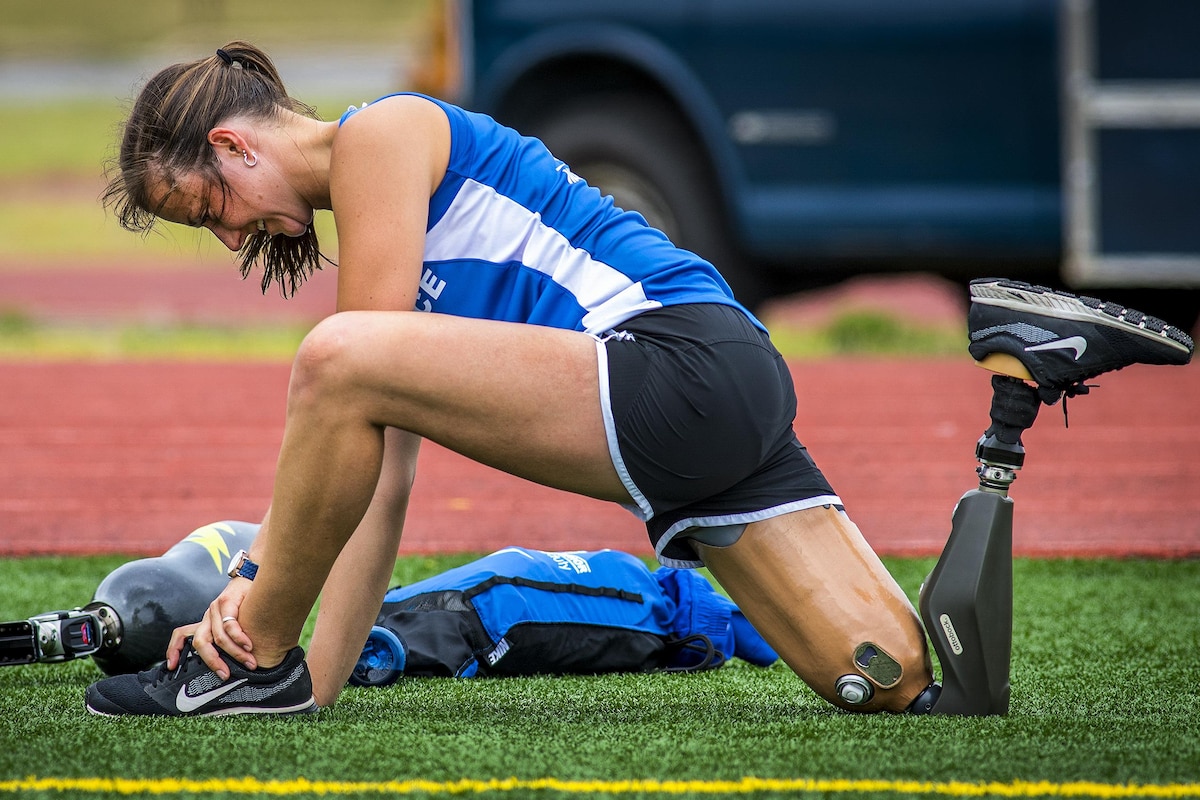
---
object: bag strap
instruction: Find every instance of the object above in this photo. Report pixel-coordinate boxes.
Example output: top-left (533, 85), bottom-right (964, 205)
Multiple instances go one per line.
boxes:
top-left (462, 575), bottom-right (644, 604)
top-left (661, 633), bottom-right (727, 673)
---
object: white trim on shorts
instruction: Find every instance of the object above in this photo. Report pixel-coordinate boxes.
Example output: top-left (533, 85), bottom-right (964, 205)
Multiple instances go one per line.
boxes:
top-left (593, 336), bottom-right (655, 520)
top-left (653, 495), bottom-right (845, 569)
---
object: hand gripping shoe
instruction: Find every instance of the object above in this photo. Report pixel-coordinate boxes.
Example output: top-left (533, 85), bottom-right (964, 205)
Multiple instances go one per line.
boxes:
top-left (968, 278), bottom-right (1194, 404)
top-left (84, 639), bottom-right (318, 717)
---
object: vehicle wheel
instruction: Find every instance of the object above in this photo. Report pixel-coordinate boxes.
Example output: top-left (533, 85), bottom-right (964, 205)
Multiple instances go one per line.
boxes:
top-left (530, 94), bottom-right (770, 308)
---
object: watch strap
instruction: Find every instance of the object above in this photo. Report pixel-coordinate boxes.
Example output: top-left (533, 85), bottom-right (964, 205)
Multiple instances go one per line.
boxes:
top-left (227, 549), bottom-right (259, 581)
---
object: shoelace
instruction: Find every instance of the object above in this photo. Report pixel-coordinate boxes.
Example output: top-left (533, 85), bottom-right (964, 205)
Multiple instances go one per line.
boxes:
top-left (1041, 382), bottom-right (1096, 428)
top-left (150, 637), bottom-right (202, 689)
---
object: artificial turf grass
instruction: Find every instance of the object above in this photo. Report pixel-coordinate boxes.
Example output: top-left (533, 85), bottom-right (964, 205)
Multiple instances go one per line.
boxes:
top-left (0, 555), bottom-right (1198, 796)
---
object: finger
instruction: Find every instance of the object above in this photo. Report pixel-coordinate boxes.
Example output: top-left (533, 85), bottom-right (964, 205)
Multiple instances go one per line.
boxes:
top-left (214, 614), bottom-right (257, 671)
top-left (191, 606), bottom-right (230, 679)
top-left (208, 591), bottom-right (257, 668)
top-left (165, 622), bottom-right (200, 670)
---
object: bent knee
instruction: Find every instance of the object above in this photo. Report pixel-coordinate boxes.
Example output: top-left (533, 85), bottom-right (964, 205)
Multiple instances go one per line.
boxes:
top-left (289, 312), bottom-right (377, 400)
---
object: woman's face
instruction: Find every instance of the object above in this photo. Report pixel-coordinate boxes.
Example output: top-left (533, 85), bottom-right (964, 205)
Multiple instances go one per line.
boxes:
top-left (149, 145), bottom-right (313, 251)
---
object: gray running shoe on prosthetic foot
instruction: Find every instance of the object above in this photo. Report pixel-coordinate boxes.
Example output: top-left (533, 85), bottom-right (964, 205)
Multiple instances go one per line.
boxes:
top-left (968, 278), bottom-right (1194, 404)
top-left (84, 638), bottom-right (318, 717)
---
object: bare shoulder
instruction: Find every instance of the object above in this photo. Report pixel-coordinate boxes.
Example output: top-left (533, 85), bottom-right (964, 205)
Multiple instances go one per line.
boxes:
top-left (331, 94), bottom-right (449, 165)
top-left (328, 96), bottom-right (451, 202)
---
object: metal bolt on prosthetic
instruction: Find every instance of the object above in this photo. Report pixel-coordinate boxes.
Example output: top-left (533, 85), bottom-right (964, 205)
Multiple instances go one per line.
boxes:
top-left (918, 375), bottom-right (1040, 716)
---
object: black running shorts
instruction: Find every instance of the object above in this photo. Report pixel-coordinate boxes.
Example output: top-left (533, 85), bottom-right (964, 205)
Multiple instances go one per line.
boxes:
top-left (597, 303), bottom-right (841, 568)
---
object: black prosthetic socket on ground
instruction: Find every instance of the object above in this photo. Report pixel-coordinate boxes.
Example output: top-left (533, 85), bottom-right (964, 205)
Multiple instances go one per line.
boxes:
top-left (907, 682), bottom-right (943, 715)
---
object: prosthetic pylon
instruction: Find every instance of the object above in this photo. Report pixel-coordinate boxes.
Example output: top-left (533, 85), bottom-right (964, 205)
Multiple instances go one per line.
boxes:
top-left (920, 374), bottom-right (1041, 715)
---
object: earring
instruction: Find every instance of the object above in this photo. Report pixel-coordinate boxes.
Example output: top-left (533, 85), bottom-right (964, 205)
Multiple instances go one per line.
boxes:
top-left (242, 150), bottom-right (257, 167)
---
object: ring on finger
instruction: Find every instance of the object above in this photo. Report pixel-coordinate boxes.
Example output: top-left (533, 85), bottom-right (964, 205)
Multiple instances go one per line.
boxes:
top-left (221, 616), bottom-right (237, 624)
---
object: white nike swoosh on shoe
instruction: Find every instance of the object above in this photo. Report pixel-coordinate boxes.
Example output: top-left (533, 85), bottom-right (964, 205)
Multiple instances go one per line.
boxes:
top-left (176, 678), bottom-right (248, 713)
top-left (1025, 336), bottom-right (1088, 360)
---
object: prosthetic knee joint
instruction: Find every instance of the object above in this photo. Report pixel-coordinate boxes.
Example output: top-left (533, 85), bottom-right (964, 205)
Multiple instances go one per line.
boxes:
top-left (917, 374), bottom-right (1040, 715)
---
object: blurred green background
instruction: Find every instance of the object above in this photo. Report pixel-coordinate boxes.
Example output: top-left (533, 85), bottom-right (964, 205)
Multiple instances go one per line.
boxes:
top-left (0, 0), bottom-right (438, 266)
top-left (1, 0), bottom-right (433, 58)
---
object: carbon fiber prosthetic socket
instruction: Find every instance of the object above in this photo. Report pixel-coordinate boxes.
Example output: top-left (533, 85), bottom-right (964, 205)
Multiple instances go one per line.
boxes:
top-left (690, 506), bottom-right (935, 713)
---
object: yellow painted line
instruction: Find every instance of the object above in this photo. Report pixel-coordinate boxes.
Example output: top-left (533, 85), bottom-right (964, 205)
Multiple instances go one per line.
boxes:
top-left (2, 777), bottom-right (1200, 797)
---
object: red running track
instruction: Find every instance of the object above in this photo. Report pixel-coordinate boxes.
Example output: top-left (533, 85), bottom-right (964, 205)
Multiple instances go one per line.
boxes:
top-left (3, 357), bottom-right (1197, 559)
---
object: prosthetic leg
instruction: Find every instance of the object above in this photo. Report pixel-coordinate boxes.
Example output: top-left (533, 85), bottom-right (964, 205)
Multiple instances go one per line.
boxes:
top-left (0, 521), bottom-right (258, 675)
top-left (690, 279), bottom-right (1193, 715)
top-left (918, 371), bottom-right (1040, 716)
top-left (692, 507), bottom-right (939, 714)
top-left (918, 277), bottom-right (1194, 714)
top-left (689, 371), bottom-right (1041, 716)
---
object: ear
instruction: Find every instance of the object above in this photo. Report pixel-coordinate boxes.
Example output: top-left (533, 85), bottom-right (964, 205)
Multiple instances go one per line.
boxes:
top-left (207, 126), bottom-right (253, 162)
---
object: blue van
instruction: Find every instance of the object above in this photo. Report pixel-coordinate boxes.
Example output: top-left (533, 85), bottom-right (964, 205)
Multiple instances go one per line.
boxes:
top-left (416, 0), bottom-right (1200, 324)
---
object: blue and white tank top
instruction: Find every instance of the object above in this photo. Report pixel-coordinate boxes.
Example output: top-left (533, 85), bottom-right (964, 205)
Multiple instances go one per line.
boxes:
top-left (338, 94), bottom-right (763, 335)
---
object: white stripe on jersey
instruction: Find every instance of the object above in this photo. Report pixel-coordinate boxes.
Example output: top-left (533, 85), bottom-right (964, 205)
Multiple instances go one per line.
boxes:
top-left (424, 179), bottom-right (662, 334)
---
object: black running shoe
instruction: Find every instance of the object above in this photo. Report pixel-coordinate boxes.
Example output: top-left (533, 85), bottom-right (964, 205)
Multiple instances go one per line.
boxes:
top-left (968, 278), bottom-right (1194, 402)
top-left (84, 639), bottom-right (318, 717)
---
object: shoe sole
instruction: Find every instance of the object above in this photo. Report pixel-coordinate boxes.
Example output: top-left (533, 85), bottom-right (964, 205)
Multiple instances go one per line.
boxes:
top-left (970, 279), bottom-right (1194, 379)
top-left (197, 699), bottom-right (320, 717)
top-left (85, 697), bottom-right (319, 717)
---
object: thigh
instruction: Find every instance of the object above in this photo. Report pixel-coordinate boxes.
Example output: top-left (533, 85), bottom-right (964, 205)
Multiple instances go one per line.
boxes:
top-left (300, 310), bottom-right (630, 503)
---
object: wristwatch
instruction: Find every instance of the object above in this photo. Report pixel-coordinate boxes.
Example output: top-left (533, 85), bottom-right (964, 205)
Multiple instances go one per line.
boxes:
top-left (227, 549), bottom-right (259, 581)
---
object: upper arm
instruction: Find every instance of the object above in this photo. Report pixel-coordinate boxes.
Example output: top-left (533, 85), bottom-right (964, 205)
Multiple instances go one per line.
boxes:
top-left (329, 95), bottom-right (451, 312)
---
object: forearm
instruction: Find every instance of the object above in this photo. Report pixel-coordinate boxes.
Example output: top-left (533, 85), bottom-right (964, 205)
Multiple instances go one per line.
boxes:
top-left (306, 531), bottom-right (402, 706)
top-left (306, 429), bottom-right (420, 706)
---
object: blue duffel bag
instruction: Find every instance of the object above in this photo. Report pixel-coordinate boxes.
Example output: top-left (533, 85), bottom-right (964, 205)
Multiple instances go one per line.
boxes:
top-left (351, 546), bottom-right (778, 686)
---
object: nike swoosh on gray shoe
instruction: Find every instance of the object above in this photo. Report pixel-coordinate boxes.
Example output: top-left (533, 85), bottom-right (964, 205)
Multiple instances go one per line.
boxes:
top-left (175, 678), bottom-right (248, 713)
top-left (1024, 336), bottom-right (1088, 361)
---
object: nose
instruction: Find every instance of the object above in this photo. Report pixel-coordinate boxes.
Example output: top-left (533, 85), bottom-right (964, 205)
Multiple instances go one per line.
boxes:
top-left (211, 227), bottom-right (243, 252)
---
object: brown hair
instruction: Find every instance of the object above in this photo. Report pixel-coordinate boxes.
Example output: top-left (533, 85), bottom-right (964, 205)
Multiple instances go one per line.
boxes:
top-left (102, 41), bottom-right (328, 297)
